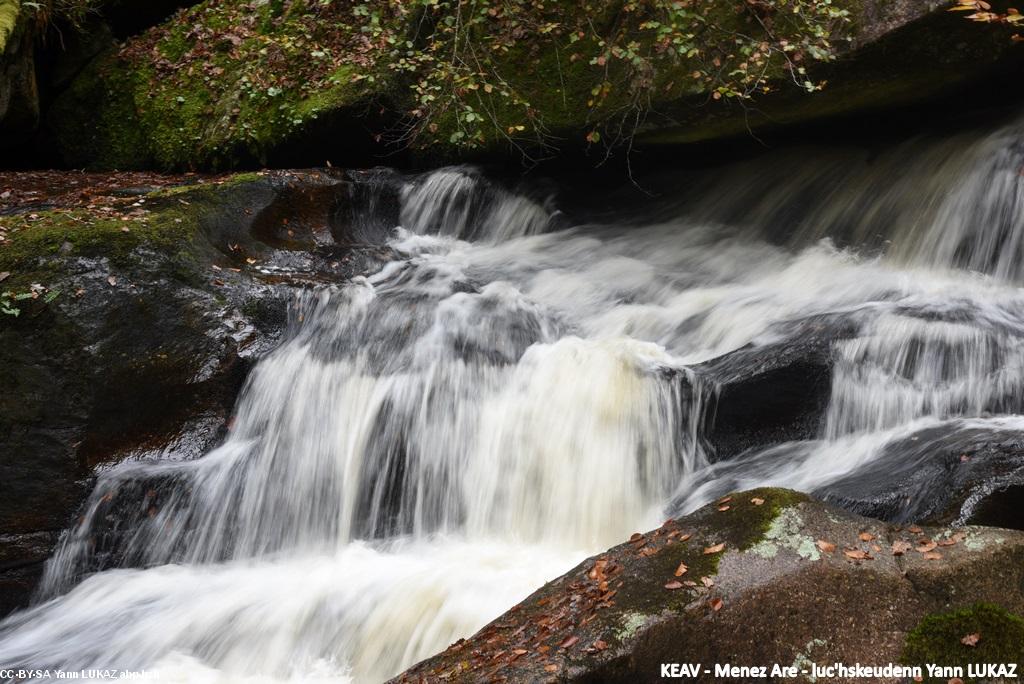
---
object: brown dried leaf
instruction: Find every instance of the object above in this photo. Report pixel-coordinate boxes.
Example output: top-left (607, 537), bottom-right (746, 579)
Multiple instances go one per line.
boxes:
top-left (916, 541), bottom-right (937, 553)
top-left (923, 551), bottom-right (942, 560)
top-left (891, 540), bottom-right (912, 556)
top-left (816, 540), bottom-right (836, 553)
top-left (559, 635), bottom-right (578, 649)
top-left (717, 505), bottom-right (731, 512)
top-left (750, 497), bottom-right (765, 506)
top-left (592, 640), bottom-right (608, 651)
top-left (703, 542), bottom-right (725, 555)
top-left (664, 580), bottom-right (684, 590)
top-left (674, 562), bottom-right (688, 577)
top-left (701, 576), bottom-right (714, 588)
top-left (859, 532), bottom-right (875, 542)
top-left (709, 597), bottom-right (724, 611)
top-left (960, 632), bottom-right (981, 647)
top-left (844, 549), bottom-right (871, 560)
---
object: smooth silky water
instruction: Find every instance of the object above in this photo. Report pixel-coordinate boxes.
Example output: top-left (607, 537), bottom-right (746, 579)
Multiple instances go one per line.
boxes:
top-left (2, 116), bottom-right (1024, 682)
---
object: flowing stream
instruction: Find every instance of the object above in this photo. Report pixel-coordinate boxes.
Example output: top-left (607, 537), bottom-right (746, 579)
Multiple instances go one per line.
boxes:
top-left (2, 115), bottom-right (1024, 682)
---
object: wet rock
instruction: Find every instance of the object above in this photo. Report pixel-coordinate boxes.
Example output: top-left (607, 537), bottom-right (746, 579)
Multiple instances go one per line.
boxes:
top-left (392, 489), bottom-right (1024, 684)
top-left (0, 169), bottom-right (394, 614)
top-left (694, 314), bottom-right (857, 461)
top-left (820, 422), bottom-right (1024, 531)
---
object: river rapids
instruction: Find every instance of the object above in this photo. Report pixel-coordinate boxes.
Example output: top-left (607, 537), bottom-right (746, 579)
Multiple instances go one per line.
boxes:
top-left (2, 116), bottom-right (1024, 682)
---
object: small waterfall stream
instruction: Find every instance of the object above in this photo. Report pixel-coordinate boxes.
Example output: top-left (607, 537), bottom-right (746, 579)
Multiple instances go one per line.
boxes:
top-left (2, 117), bottom-right (1024, 682)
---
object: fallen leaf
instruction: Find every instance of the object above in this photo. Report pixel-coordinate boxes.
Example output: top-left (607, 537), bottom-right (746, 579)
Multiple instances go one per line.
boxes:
top-left (717, 505), bottom-right (731, 512)
top-left (717, 496), bottom-right (733, 505)
top-left (703, 542), bottom-right (725, 555)
top-left (559, 635), bottom-right (578, 649)
top-left (960, 632), bottom-right (981, 647)
top-left (664, 580), bottom-right (684, 590)
top-left (816, 540), bottom-right (836, 553)
top-left (678, 533), bottom-right (692, 542)
top-left (592, 640), bottom-right (608, 651)
top-left (0, 271), bottom-right (10, 282)
top-left (750, 497), bottom-right (765, 506)
top-left (923, 551), bottom-right (942, 560)
top-left (544, 664), bottom-right (558, 673)
top-left (909, 525), bottom-right (923, 534)
top-left (892, 540), bottom-right (912, 556)
top-left (916, 541), bottom-right (937, 553)
top-left (844, 549), bottom-right (871, 560)
top-left (709, 597), bottom-right (723, 611)
top-left (674, 562), bottom-right (688, 577)
top-left (701, 576), bottom-right (714, 588)
top-left (512, 648), bottom-right (528, 655)
top-left (938, 533), bottom-right (964, 547)
top-left (107, 276), bottom-right (117, 286)
top-left (859, 532), bottom-right (875, 542)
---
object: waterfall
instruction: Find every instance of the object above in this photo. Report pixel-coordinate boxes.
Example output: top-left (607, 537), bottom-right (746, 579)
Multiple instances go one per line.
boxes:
top-left (2, 115), bottom-right (1024, 683)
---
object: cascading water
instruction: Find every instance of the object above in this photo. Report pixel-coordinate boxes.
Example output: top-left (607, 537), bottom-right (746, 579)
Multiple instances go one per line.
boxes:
top-left (2, 117), bottom-right (1024, 682)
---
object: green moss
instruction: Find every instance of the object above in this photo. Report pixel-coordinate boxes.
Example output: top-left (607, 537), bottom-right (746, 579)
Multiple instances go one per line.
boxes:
top-left (0, 174), bottom-right (266, 290)
top-left (0, 0), bottom-right (18, 54)
top-left (901, 603), bottom-right (1024, 683)
top-left (48, 0), bottom-right (380, 170)
top-left (605, 488), bottom-right (811, 623)
top-left (48, 51), bottom-right (154, 169)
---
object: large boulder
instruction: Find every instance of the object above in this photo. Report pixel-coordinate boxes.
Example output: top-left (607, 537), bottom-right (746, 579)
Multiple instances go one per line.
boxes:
top-left (693, 313), bottom-right (857, 461)
top-left (36, 0), bottom-right (1024, 171)
top-left (0, 168), bottom-right (394, 614)
top-left (394, 489), bottom-right (1024, 683)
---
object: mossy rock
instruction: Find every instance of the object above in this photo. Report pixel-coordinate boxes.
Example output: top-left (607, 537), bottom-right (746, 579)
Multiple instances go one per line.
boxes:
top-left (46, 0), bottom-right (384, 170)
top-left (902, 603), bottom-right (1024, 683)
top-left (0, 0), bottom-right (18, 54)
top-left (393, 491), bottom-right (1024, 683)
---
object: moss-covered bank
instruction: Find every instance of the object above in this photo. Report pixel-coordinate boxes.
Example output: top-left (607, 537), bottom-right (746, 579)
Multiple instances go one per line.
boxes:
top-left (35, 0), bottom-right (1024, 171)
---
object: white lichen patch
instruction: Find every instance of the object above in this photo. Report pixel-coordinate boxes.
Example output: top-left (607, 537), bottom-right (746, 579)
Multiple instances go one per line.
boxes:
top-left (616, 612), bottom-right (649, 641)
top-left (748, 507), bottom-right (821, 561)
top-left (964, 528), bottom-right (1006, 551)
top-left (790, 638), bottom-right (828, 683)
